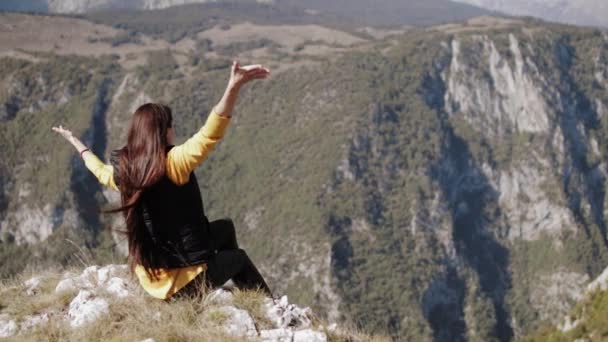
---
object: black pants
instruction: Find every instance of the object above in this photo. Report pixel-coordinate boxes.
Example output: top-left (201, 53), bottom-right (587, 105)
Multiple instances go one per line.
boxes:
top-left (178, 219), bottom-right (272, 297)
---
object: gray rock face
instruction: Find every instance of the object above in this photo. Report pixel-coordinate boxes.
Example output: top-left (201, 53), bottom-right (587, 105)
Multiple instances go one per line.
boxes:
top-left (558, 265), bottom-right (608, 333)
top-left (587, 265), bottom-right (608, 293)
top-left (445, 34), bottom-right (550, 137)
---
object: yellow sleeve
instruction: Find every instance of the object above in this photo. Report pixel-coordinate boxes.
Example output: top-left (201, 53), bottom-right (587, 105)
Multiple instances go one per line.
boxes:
top-left (82, 152), bottom-right (119, 192)
top-left (166, 110), bottom-right (231, 185)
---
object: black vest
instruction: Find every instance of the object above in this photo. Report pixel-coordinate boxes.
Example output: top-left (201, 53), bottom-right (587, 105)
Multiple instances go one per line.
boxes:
top-left (111, 147), bottom-right (214, 268)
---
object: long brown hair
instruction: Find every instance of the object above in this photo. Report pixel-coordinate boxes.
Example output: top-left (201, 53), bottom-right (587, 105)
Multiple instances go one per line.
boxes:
top-left (109, 103), bottom-right (173, 278)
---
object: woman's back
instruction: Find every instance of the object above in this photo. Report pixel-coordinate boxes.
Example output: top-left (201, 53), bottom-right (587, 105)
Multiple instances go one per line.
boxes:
top-left (111, 146), bottom-right (214, 269)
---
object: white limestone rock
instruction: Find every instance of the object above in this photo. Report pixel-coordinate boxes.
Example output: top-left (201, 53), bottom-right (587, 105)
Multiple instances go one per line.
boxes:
top-left (67, 290), bottom-right (110, 328)
top-left (105, 277), bottom-right (130, 298)
top-left (0, 314), bottom-right (17, 338)
top-left (23, 276), bottom-right (44, 296)
top-left (56, 264), bottom-right (133, 298)
top-left (206, 288), bottom-right (234, 304)
top-left (530, 269), bottom-right (589, 324)
top-left (56, 266), bottom-right (97, 293)
top-left (55, 277), bottom-right (79, 293)
top-left (587, 266), bottom-right (608, 293)
top-left (264, 295), bottom-right (313, 329)
top-left (444, 36), bottom-right (551, 136)
top-left (20, 312), bottom-right (51, 331)
top-left (558, 315), bottom-right (581, 333)
top-left (215, 306), bottom-right (257, 337)
top-left (97, 264), bottom-right (129, 285)
top-left (496, 164), bottom-right (576, 241)
top-left (294, 329), bottom-right (328, 342)
top-left (260, 328), bottom-right (294, 342)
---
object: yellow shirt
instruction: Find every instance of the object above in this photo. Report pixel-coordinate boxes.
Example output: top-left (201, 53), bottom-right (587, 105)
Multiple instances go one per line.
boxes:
top-left (82, 110), bottom-right (230, 299)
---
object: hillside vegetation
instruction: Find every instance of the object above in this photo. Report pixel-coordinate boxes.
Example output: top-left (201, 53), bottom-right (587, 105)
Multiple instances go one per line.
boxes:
top-left (1, 10), bottom-right (608, 341)
top-left (524, 290), bottom-right (608, 341)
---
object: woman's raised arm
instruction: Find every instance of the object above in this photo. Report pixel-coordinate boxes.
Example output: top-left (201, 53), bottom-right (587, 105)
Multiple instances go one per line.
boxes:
top-left (166, 61), bottom-right (269, 185)
top-left (52, 125), bottom-right (119, 191)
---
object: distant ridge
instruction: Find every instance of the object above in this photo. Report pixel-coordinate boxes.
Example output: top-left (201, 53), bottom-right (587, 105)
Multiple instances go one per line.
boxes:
top-left (453, 0), bottom-right (608, 28)
top-left (0, 0), bottom-right (496, 27)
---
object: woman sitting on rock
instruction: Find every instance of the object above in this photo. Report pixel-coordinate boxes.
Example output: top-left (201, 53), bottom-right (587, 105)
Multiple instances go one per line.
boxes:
top-left (52, 61), bottom-right (272, 300)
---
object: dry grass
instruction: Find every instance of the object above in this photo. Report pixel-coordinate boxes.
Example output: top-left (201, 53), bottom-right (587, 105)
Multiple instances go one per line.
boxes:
top-left (231, 288), bottom-right (274, 330)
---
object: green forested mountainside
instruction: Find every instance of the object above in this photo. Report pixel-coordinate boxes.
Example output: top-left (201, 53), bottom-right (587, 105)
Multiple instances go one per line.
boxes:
top-left (1, 13), bottom-right (608, 341)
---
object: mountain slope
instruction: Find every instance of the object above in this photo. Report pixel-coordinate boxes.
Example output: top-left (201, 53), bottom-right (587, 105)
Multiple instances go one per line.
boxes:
top-left (524, 266), bottom-right (608, 341)
top-left (1, 0), bottom-right (495, 28)
top-left (1, 13), bottom-right (608, 341)
top-left (454, 0), bottom-right (608, 28)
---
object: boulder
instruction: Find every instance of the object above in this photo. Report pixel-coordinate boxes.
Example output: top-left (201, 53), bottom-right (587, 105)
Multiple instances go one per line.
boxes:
top-left (260, 328), bottom-right (294, 341)
top-left (106, 277), bottom-right (130, 298)
top-left (293, 329), bottom-right (327, 342)
top-left (206, 288), bottom-right (234, 304)
top-left (0, 314), bottom-right (17, 338)
top-left (264, 295), bottom-right (312, 329)
top-left (56, 264), bottom-right (134, 299)
top-left (67, 290), bottom-right (110, 328)
top-left (23, 276), bottom-right (44, 296)
top-left (215, 306), bottom-right (257, 337)
top-left (20, 312), bottom-right (51, 331)
top-left (97, 264), bottom-right (129, 285)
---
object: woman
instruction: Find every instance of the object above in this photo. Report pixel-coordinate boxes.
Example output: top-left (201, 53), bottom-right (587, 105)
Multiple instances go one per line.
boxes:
top-left (52, 61), bottom-right (272, 300)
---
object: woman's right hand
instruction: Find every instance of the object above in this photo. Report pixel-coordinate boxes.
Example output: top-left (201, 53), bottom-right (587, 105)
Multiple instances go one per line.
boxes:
top-left (228, 61), bottom-right (270, 89)
top-left (52, 125), bottom-right (75, 142)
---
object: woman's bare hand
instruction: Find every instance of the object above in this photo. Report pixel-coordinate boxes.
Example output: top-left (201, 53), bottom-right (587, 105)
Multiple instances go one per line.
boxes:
top-left (52, 125), bottom-right (89, 153)
top-left (214, 61), bottom-right (269, 117)
top-left (228, 61), bottom-right (270, 89)
top-left (52, 125), bottom-right (75, 142)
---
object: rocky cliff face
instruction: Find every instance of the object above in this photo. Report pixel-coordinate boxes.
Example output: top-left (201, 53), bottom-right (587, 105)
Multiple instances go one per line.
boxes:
top-left (1, 14), bottom-right (607, 341)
